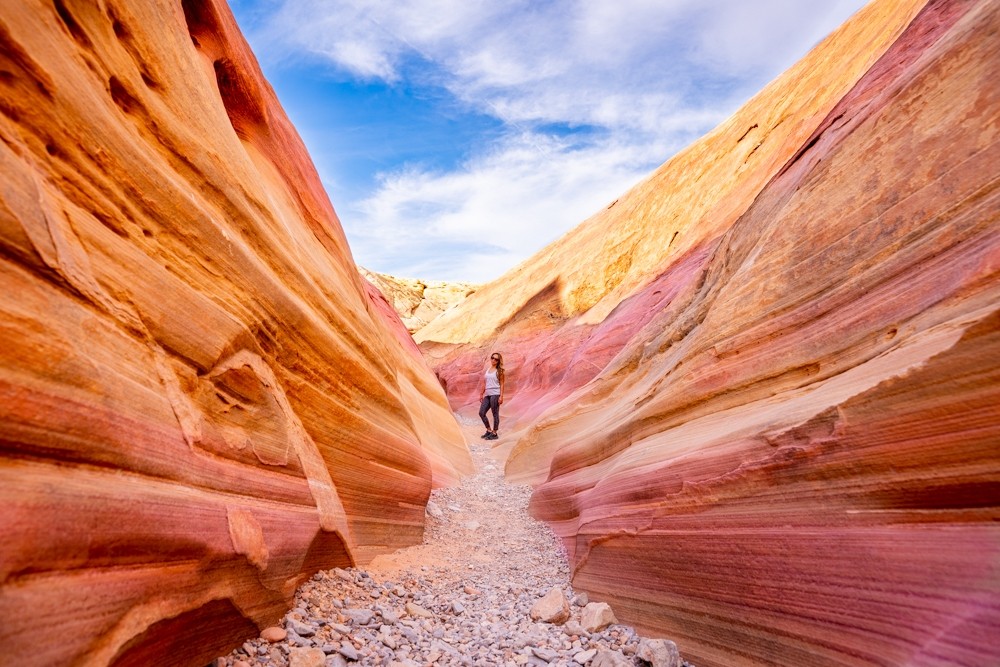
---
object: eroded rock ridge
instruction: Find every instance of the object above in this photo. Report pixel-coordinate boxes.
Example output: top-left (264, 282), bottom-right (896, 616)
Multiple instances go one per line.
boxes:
top-left (359, 268), bottom-right (480, 334)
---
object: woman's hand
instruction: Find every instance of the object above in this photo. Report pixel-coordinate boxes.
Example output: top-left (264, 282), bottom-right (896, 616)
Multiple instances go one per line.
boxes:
top-left (499, 396), bottom-right (504, 405)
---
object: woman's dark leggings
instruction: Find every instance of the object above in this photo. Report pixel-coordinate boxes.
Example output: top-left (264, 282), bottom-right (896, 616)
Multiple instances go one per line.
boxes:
top-left (479, 395), bottom-right (500, 431)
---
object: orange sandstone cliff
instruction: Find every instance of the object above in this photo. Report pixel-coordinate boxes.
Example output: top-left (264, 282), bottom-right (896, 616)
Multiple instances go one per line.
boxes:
top-left (0, 1), bottom-right (471, 665)
top-left (419, 1), bottom-right (1000, 665)
top-left (359, 268), bottom-right (480, 334)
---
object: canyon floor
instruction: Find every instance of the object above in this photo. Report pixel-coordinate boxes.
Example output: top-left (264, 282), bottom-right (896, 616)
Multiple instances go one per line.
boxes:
top-left (221, 412), bottom-right (690, 667)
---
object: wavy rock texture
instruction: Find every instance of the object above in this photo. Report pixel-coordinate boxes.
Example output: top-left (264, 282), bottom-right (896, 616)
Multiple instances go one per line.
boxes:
top-left (417, 0), bottom-right (931, 420)
top-left (0, 1), bottom-right (471, 666)
top-left (421, 0), bottom-right (1000, 665)
top-left (359, 268), bottom-right (480, 334)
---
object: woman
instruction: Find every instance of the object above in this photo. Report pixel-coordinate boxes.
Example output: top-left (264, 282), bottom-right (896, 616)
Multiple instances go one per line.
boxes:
top-left (479, 352), bottom-right (505, 440)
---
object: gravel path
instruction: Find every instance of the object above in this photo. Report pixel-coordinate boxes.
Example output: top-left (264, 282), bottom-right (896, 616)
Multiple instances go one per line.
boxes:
top-left (221, 415), bottom-right (689, 667)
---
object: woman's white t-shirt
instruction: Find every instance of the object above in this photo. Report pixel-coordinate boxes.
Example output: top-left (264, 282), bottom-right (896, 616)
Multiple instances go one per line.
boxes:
top-left (484, 369), bottom-right (501, 396)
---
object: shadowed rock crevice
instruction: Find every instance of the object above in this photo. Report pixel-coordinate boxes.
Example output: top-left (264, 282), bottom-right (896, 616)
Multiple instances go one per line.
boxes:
top-left (110, 599), bottom-right (259, 667)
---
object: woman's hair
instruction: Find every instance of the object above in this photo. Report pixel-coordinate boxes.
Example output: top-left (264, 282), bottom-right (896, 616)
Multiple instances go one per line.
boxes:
top-left (491, 352), bottom-right (504, 381)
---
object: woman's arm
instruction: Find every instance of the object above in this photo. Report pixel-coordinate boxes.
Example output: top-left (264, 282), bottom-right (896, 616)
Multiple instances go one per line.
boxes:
top-left (499, 374), bottom-right (505, 405)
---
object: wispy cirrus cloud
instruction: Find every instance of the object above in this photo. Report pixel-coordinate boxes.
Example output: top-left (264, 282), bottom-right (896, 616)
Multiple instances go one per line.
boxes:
top-left (233, 0), bottom-right (868, 282)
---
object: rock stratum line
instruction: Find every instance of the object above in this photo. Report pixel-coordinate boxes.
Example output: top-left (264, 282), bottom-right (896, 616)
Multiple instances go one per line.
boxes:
top-left (0, 1), bottom-right (471, 665)
top-left (419, 1), bottom-right (1000, 665)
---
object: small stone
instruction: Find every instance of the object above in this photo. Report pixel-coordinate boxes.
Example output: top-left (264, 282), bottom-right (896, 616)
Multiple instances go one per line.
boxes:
top-left (338, 643), bottom-right (359, 661)
top-left (261, 626), bottom-right (287, 643)
top-left (288, 631), bottom-right (314, 647)
top-left (288, 647), bottom-right (327, 667)
top-left (465, 520), bottom-right (481, 530)
top-left (343, 608), bottom-right (374, 625)
top-left (573, 648), bottom-right (597, 664)
top-left (234, 661), bottom-right (252, 667)
top-left (405, 602), bottom-right (434, 618)
top-left (573, 593), bottom-right (589, 607)
top-left (532, 646), bottom-right (559, 662)
top-left (463, 585), bottom-right (480, 595)
top-left (590, 650), bottom-right (630, 667)
top-left (326, 655), bottom-right (349, 667)
top-left (636, 638), bottom-right (681, 667)
top-left (580, 602), bottom-right (618, 633)
top-left (530, 588), bottom-right (570, 625)
top-left (452, 600), bottom-right (465, 615)
top-left (287, 619), bottom-right (316, 637)
top-left (564, 620), bottom-right (587, 636)
top-left (425, 500), bottom-right (444, 518)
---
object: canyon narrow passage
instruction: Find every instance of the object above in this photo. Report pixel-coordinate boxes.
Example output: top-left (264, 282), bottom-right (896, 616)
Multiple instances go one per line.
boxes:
top-left (224, 413), bottom-right (687, 667)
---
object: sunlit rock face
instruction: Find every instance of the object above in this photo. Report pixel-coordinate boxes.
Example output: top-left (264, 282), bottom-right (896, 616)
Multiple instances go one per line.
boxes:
top-left (420, 0), bottom-right (1000, 665)
top-left (0, 1), bottom-right (471, 665)
top-left (360, 268), bottom-right (480, 334)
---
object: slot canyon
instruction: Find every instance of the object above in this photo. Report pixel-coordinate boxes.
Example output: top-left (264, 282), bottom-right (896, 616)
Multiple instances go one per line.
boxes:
top-left (0, 1), bottom-right (997, 666)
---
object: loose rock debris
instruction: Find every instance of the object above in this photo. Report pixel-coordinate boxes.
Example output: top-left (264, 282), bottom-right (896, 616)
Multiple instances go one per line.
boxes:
top-left (220, 435), bottom-right (691, 667)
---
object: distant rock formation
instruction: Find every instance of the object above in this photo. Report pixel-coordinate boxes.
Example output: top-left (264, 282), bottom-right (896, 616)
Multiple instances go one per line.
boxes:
top-left (0, 1), bottom-right (470, 665)
top-left (418, 0), bottom-right (1000, 665)
top-left (360, 268), bottom-right (480, 334)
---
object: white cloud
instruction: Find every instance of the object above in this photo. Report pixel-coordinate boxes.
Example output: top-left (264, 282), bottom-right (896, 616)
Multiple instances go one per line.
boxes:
top-left (341, 131), bottom-right (671, 282)
top-left (246, 0), bottom-right (869, 281)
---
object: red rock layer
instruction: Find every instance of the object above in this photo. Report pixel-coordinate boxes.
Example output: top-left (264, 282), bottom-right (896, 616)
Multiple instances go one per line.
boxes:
top-left (423, 0), bottom-right (1000, 665)
top-left (0, 1), bottom-right (470, 665)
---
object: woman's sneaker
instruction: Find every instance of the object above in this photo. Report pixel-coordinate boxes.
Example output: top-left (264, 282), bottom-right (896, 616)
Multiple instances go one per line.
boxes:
top-left (486, 432), bottom-right (498, 440)
top-left (481, 431), bottom-right (491, 439)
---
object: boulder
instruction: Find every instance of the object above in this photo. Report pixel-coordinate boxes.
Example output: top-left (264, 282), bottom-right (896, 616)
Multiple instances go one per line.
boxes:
top-left (580, 603), bottom-right (618, 633)
top-left (590, 650), bottom-right (630, 667)
top-left (288, 647), bottom-right (327, 667)
top-left (260, 627), bottom-right (287, 643)
top-left (530, 587), bottom-right (571, 624)
top-left (636, 638), bottom-right (681, 667)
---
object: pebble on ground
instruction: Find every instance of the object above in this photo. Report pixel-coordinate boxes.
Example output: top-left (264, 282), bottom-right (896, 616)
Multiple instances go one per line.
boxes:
top-left (218, 417), bottom-right (692, 667)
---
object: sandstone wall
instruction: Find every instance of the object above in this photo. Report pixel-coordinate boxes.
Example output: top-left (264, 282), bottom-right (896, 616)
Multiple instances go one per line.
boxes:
top-left (359, 268), bottom-right (480, 334)
top-left (416, 0), bottom-right (930, 422)
top-left (0, 1), bottom-right (471, 665)
top-left (420, 0), bottom-right (1000, 665)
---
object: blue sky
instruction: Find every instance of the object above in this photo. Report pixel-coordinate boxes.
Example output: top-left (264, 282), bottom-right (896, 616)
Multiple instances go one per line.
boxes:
top-left (229, 0), bottom-right (869, 283)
